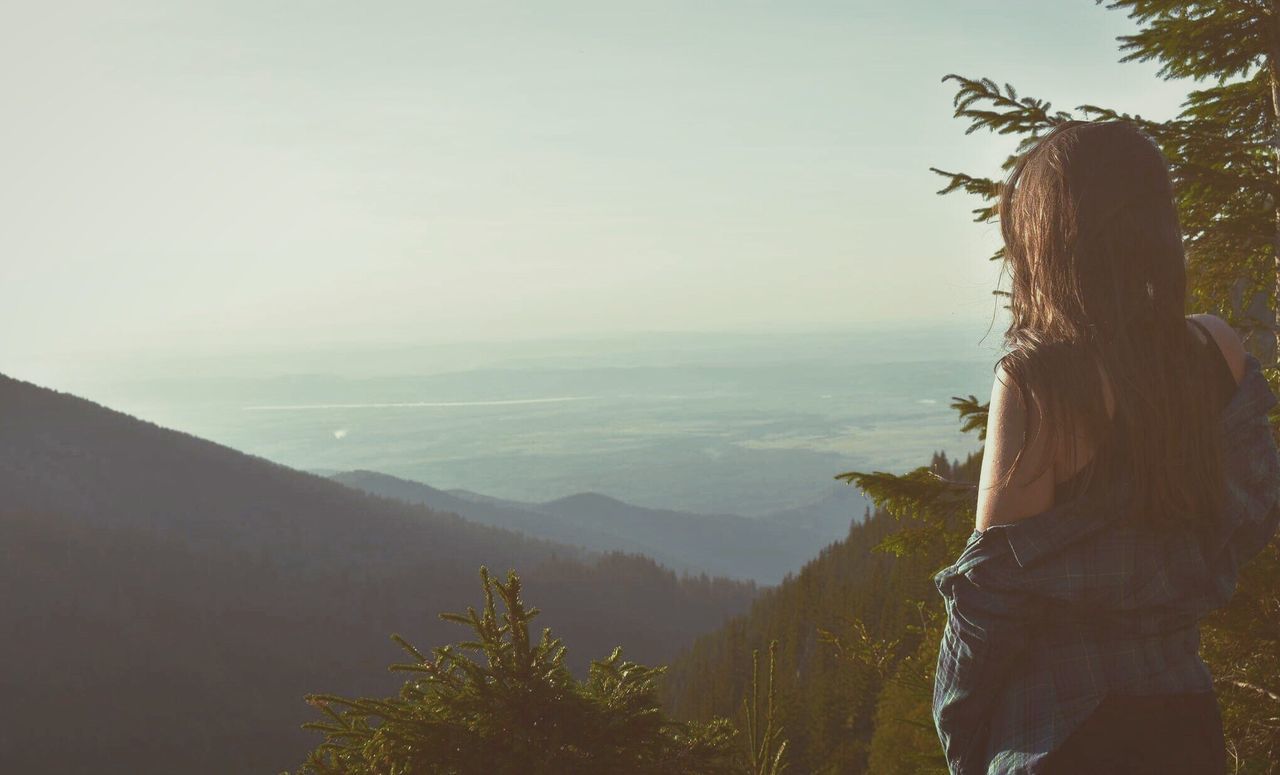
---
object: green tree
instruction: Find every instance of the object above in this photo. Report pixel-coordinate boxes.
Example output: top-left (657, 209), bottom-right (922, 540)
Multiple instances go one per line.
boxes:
top-left (293, 566), bottom-right (742, 775)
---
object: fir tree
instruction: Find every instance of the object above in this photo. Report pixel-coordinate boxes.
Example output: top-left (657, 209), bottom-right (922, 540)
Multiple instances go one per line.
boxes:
top-left (293, 566), bottom-right (793, 775)
top-left (742, 640), bottom-right (789, 775)
top-left (292, 566), bottom-right (744, 775)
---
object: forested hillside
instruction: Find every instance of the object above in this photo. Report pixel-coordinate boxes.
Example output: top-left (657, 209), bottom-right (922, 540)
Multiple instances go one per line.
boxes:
top-left (659, 451), bottom-right (980, 773)
top-left (665, 418), bottom-right (1280, 773)
top-left (0, 374), bottom-right (758, 775)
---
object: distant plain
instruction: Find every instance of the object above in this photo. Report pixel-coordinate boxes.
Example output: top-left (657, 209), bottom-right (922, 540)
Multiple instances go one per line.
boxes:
top-left (49, 324), bottom-right (997, 517)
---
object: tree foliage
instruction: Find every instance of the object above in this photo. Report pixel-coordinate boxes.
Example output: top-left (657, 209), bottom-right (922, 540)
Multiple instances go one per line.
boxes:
top-left (293, 567), bottom-right (786, 775)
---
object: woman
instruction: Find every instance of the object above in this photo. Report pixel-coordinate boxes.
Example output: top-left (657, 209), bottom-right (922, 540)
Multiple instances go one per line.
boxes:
top-left (930, 119), bottom-right (1280, 774)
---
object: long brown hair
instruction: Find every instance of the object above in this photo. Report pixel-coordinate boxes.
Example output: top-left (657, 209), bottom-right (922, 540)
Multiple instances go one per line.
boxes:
top-left (994, 119), bottom-right (1228, 530)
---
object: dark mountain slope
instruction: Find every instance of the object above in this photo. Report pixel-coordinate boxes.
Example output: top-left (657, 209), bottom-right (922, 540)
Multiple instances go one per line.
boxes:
top-left (0, 374), bottom-right (756, 774)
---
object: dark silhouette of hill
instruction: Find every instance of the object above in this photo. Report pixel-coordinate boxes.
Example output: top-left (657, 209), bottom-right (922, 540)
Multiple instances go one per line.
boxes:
top-left (333, 470), bottom-right (843, 583)
top-left (0, 374), bottom-right (757, 775)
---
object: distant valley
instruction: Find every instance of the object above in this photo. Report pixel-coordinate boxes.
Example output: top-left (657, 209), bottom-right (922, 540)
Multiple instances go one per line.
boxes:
top-left (53, 329), bottom-right (991, 519)
top-left (332, 470), bottom-right (871, 584)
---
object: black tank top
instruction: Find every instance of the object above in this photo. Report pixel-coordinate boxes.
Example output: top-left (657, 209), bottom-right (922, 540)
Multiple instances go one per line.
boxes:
top-left (1053, 319), bottom-right (1239, 505)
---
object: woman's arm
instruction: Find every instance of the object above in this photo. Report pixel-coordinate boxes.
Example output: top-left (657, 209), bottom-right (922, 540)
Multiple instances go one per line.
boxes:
top-left (975, 363), bottom-right (1056, 532)
top-left (933, 362), bottom-right (1050, 772)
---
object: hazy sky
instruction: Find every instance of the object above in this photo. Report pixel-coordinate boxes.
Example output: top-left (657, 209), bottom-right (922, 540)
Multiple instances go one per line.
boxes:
top-left (4, 1), bottom-right (1193, 378)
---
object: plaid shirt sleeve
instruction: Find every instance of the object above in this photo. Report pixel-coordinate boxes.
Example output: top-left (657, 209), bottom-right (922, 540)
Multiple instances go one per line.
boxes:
top-left (932, 526), bottom-right (1042, 775)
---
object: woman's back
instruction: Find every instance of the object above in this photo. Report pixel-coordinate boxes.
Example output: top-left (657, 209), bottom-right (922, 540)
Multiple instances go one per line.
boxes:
top-left (1038, 317), bottom-right (1243, 774)
top-left (1052, 316), bottom-right (1243, 507)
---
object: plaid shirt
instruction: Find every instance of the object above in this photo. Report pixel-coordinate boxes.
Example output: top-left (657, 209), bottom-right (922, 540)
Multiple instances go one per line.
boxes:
top-left (932, 352), bottom-right (1280, 775)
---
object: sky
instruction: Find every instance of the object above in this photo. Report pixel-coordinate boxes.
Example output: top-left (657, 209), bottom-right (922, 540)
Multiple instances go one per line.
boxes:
top-left (3, 1), bottom-right (1196, 381)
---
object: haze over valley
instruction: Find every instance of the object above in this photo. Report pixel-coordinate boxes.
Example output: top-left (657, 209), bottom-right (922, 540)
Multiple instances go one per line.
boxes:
top-left (35, 325), bottom-right (995, 521)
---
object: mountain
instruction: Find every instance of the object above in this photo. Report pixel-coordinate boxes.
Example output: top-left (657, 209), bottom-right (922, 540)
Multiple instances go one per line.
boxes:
top-left (329, 470), bottom-right (645, 559)
top-left (0, 374), bottom-right (758, 775)
top-left (332, 470), bottom-right (852, 583)
top-left (758, 482), bottom-right (872, 540)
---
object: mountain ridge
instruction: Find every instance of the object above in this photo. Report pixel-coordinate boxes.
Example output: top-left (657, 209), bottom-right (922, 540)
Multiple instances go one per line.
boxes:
top-left (331, 469), bottom-right (862, 584)
top-left (0, 372), bottom-right (759, 774)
